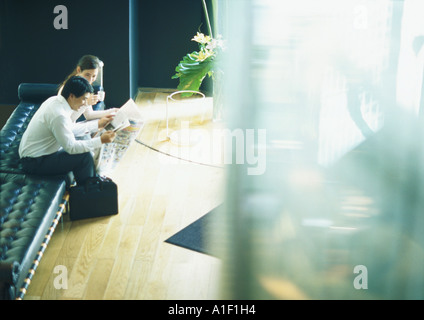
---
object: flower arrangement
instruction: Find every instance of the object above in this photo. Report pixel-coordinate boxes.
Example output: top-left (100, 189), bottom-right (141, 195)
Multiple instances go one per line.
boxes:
top-left (171, 0), bottom-right (225, 120)
top-left (172, 31), bottom-right (225, 95)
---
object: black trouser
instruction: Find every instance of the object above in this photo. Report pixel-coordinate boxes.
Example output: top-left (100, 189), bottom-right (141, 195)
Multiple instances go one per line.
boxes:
top-left (21, 150), bottom-right (96, 185)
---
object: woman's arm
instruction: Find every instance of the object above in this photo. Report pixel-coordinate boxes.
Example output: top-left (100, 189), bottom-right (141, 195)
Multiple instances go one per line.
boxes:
top-left (83, 107), bottom-right (119, 120)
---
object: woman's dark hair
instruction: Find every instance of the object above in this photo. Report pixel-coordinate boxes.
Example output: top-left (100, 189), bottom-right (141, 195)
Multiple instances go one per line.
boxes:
top-left (61, 76), bottom-right (94, 99)
top-left (59, 55), bottom-right (101, 90)
top-left (76, 54), bottom-right (101, 71)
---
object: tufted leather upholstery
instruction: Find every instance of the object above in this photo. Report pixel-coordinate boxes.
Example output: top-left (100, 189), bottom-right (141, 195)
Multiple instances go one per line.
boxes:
top-left (0, 103), bottom-right (40, 173)
top-left (17, 83), bottom-right (59, 104)
top-left (0, 173), bottom-right (66, 298)
top-left (1, 84), bottom-right (58, 174)
top-left (0, 83), bottom-right (69, 300)
top-left (0, 84), bottom-right (74, 183)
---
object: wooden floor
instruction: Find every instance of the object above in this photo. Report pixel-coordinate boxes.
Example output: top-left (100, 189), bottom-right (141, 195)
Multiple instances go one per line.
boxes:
top-left (24, 90), bottom-right (225, 300)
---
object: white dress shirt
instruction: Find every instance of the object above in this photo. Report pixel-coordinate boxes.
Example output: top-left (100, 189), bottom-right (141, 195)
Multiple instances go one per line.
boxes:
top-left (19, 95), bottom-right (102, 158)
top-left (71, 105), bottom-right (90, 122)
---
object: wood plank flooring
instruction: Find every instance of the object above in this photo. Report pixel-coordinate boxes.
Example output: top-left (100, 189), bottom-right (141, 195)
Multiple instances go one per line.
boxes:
top-left (24, 90), bottom-right (225, 300)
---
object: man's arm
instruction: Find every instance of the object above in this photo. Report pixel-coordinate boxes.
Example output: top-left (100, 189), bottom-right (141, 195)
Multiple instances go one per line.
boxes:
top-left (72, 114), bottom-right (114, 137)
top-left (51, 115), bottom-right (102, 154)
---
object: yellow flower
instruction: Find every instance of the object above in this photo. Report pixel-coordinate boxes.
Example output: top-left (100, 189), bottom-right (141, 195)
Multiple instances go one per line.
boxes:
top-left (192, 32), bottom-right (211, 44)
top-left (196, 49), bottom-right (213, 62)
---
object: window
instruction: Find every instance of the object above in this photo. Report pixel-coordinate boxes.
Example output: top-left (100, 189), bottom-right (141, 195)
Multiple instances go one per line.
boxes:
top-left (219, 0), bottom-right (424, 300)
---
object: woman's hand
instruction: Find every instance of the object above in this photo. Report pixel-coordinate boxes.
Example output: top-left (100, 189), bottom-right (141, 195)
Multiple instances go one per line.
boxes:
top-left (107, 108), bottom-right (119, 115)
top-left (88, 93), bottom-right (100, 105)
top-left (98, 114), bottom-right (115, 130)
top-left (98, 90), bottom-right (106, 102)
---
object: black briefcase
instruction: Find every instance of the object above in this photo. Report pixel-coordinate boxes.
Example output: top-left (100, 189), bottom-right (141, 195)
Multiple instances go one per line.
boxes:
top-left (69, 176), bottom-right (118, 221)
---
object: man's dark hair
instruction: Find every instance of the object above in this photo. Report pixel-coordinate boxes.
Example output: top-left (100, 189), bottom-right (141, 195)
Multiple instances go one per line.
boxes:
top-left (61, 75), bottom-right (93, 99)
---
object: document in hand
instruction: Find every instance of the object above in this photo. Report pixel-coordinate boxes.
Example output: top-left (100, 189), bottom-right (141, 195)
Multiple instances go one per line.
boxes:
top-left (104, 98), bottom-right (142, 132)
top-left (94, 98), bottom-right (144, 175)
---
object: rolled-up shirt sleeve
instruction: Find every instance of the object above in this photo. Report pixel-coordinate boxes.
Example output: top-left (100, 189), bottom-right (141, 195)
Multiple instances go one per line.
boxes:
top-left (51, 114), bottom-right (102, 154)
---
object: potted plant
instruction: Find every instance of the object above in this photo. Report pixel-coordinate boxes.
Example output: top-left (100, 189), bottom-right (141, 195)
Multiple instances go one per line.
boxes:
top-left (172, 0), bottom-right (225, 120)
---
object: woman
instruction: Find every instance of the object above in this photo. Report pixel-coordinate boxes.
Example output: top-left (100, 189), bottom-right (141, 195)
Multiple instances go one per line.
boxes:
top-left (59, 55), bottom-right (118, 122)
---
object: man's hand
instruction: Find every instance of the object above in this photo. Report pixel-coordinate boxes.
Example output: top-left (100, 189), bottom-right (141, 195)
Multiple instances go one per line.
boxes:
top-left (100, 131), bottom-right (116, 144)
top-left (98, 114), bottom-right (115, 130)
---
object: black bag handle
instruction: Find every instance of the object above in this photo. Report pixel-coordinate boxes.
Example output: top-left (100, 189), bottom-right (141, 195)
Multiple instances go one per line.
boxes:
top-left (84, 176), bottom-right (111, 192)
top-left (84, 176), bottom-right (112, 192)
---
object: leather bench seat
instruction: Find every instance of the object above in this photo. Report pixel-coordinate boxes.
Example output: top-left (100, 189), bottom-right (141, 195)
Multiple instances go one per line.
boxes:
top-left (0, 84), bottom-right (74, 184)
top-left (0, 173), bottom-right (66, 299)
top-left (0, 83), bottom-right (59, 175)
top-left (0, 103), bottom-right (39, 174)
top-left (0, 83), bottom-right (70, 300)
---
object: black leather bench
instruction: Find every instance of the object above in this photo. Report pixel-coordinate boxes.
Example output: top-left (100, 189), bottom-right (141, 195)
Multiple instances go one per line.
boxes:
top-left (0, 83), bottom-right (70, 300)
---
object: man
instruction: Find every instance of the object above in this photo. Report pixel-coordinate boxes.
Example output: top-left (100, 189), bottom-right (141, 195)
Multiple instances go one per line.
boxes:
top-left (19, 76), bottom-right (116, 184)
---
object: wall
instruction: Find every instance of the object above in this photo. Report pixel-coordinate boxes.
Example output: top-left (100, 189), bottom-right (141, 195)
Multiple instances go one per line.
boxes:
top-left (0, 0), bottom-right (130, 107)
top-left (136, 0), bottom-right (212, 94)
top-left (0, 0), bottom-right (211, 109)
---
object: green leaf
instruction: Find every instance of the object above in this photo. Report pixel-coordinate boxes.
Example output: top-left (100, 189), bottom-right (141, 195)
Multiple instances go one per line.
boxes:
top-left (172, 52), bottom-right (214, 96)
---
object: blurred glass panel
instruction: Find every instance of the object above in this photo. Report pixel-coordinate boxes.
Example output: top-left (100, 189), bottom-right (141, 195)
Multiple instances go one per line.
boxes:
top-left (218, 0), bottom-right (424, 300)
